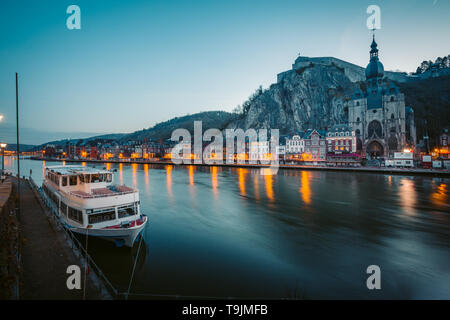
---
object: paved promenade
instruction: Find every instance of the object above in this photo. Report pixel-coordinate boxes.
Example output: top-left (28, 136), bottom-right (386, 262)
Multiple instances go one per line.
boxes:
top-left (13, 177), bottom-right (107, 299)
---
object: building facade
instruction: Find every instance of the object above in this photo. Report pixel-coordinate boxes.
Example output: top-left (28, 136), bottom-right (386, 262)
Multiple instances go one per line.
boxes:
top-left (348, 35), bottom-right (416, 159)
top-left (326, 124), bottom-right (356, 154)
top-left (285, 134), bottom-right (304, 154)
top-left (303, 129), bottom-right (327, 161)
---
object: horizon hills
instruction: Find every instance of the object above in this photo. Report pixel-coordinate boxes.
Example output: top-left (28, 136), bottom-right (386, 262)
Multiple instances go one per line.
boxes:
top-left (2, 52), bottom-right (449, 147)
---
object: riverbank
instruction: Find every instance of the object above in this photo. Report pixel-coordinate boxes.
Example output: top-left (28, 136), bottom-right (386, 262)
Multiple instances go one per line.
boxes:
top-left (0, 177), bottom-right (19, 299)
top-left (32, 157), bottom-right (450, 177)
top-left (6, 176), bottom-right (110, 299)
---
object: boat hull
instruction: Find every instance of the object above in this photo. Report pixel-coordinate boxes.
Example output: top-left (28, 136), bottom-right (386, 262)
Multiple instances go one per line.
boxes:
top-left (64, 216), bottom-right (148, 247)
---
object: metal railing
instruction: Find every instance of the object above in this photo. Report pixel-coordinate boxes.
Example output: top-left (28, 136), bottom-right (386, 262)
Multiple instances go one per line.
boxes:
top-left (28, 176), bottom-right (119, 298)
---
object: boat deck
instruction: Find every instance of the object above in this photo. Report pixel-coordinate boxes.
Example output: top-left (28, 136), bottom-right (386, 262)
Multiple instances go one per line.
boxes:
top-left (69, 185), bottom-right (136, 198)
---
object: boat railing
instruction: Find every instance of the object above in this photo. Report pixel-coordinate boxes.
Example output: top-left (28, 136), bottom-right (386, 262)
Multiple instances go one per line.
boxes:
top-left (65, 186), bottom-right (137, 199)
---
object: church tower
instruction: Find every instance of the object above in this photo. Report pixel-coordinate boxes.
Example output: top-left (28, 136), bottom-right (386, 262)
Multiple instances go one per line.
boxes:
top-left (348, 34), bottom-right (415, 159)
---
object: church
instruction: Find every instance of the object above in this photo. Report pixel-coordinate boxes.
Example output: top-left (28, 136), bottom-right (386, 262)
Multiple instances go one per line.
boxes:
top-left (348, 35), bottom-right (416, 159)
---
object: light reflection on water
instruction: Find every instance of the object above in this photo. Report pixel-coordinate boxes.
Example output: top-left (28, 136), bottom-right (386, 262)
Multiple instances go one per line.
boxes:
top-left (5, 158), bottom-right (450, 299)
top-left (300, 170), bottom-right (311, 205)
top-left (399, 178), bottom-right (417, 216)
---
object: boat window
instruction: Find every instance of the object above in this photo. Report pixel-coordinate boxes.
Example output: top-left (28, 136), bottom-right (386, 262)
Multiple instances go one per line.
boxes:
top-left (88, 210), bottom-right (116, 224)
top-left (106, 174), bottom-right (112, 182)
top-left (91, 174), bottom-right (101, 183)
top-left (69, 175), bottom-right (77, 186)
top-left (53, 174), bottom-right (59, 186)
top-left (118, 204), bottom-right (137, 219)
top-left (68, 206), bottom-right (83, 224)
top-left (62, 176), bottom-right (68, 186)
top-left (60, 202), bottom-right (68, 216)
top-left (80, 174), bottom-right (90, 183)
top-left (43, 184), bottom-right (60, 206)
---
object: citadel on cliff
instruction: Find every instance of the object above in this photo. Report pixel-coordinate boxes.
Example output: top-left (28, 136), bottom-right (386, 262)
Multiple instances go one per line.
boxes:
top-left (275, 34), bottom-right (419, 160)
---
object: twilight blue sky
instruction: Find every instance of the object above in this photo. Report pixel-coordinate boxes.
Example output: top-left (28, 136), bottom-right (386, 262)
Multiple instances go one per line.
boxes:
top-left (0, 0), bottom-right (449, 144)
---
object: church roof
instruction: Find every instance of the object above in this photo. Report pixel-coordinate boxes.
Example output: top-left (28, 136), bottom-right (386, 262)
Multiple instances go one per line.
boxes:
top-left (365, 60), bottom-right (384, 79)
top-left (365, 34), bottom-right (384, 80)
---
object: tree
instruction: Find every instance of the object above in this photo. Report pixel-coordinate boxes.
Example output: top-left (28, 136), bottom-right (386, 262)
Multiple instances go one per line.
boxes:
top-left (241, 85), bottom-right (264, 115)
top-left (232, 105), bottom-right (243, 114)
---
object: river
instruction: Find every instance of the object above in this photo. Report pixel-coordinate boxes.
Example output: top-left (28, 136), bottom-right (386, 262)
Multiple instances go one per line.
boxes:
top-left (4, 157), bottom-right (450, 299)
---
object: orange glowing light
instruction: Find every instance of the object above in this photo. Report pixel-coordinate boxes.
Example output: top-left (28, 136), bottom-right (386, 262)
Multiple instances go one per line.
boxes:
top-left (189, 165), bottom-right (194, 186)
top-left (300, 171), bottom-right (311, 205)
top-left (166, 165), bottom-right (173, 197)
top-left (144, 163), bottom-right (149, 191)
top-left (119, 163), bottom-right (123, 184)
top-left (399, 178), bottom-right (416, 216)
top-left (264, 172), bottom-right (274, 201)
top-left (238, 168), bottom-right (246, 196)
top-left (211, 166), bottom-right (218, 196)
top-left (236, 153), bottom-right (248, 162)
top-left (132, 163), bottom-right (138, 187)
top-left (254, 175), bottom-right (260, 200)
top-left (431, 183), bottom-right (448, 206)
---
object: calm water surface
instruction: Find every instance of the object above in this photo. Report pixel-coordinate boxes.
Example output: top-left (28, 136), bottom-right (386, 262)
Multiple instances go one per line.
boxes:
top-left (5, 158), bottom-right (450, 299)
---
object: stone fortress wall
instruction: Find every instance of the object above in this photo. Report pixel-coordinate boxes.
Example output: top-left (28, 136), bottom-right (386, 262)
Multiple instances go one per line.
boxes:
top-left (277, 56), bottom-right (449, 84)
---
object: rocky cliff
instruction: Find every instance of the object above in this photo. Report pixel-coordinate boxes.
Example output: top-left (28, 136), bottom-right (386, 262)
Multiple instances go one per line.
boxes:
top-left (228, 61), bottom-right (360, 134)
top-left (228, 57), bottom-right (449, 144)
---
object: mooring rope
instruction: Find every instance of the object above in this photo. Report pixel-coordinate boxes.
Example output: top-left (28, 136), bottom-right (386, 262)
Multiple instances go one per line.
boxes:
top-left (124, 220), bottom-right (147, 300)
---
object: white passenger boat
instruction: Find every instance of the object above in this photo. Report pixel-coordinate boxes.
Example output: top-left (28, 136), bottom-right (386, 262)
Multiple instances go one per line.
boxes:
top-left (42, 165), bottom-right (148, 247)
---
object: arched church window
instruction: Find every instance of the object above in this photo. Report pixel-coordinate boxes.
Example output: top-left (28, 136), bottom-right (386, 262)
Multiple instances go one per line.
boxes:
top-left (368, 120), bottom-right (383, 138)
top-left (356, 117), bottom-right (360, 122)
top-left (391, 113), bottom-right (394, 119)
top-left (356, 138), bottom-right (363, 151)
top-left (356, 101), bottom-right (360, 106)
top-left (390, 96), bottom-right (395, 102)
top-left (388, 135), bottom-right (398, 151)
top-left (355, 129), bottom-right (361, 136)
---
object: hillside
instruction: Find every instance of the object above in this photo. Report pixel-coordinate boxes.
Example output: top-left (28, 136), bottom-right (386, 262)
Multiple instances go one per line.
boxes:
top-left (397, 76), bottom-right (450, 145)
top-left (38, 133), bottom-right (127, 148)
top-left (121, 111), bottom-right (236, 142)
